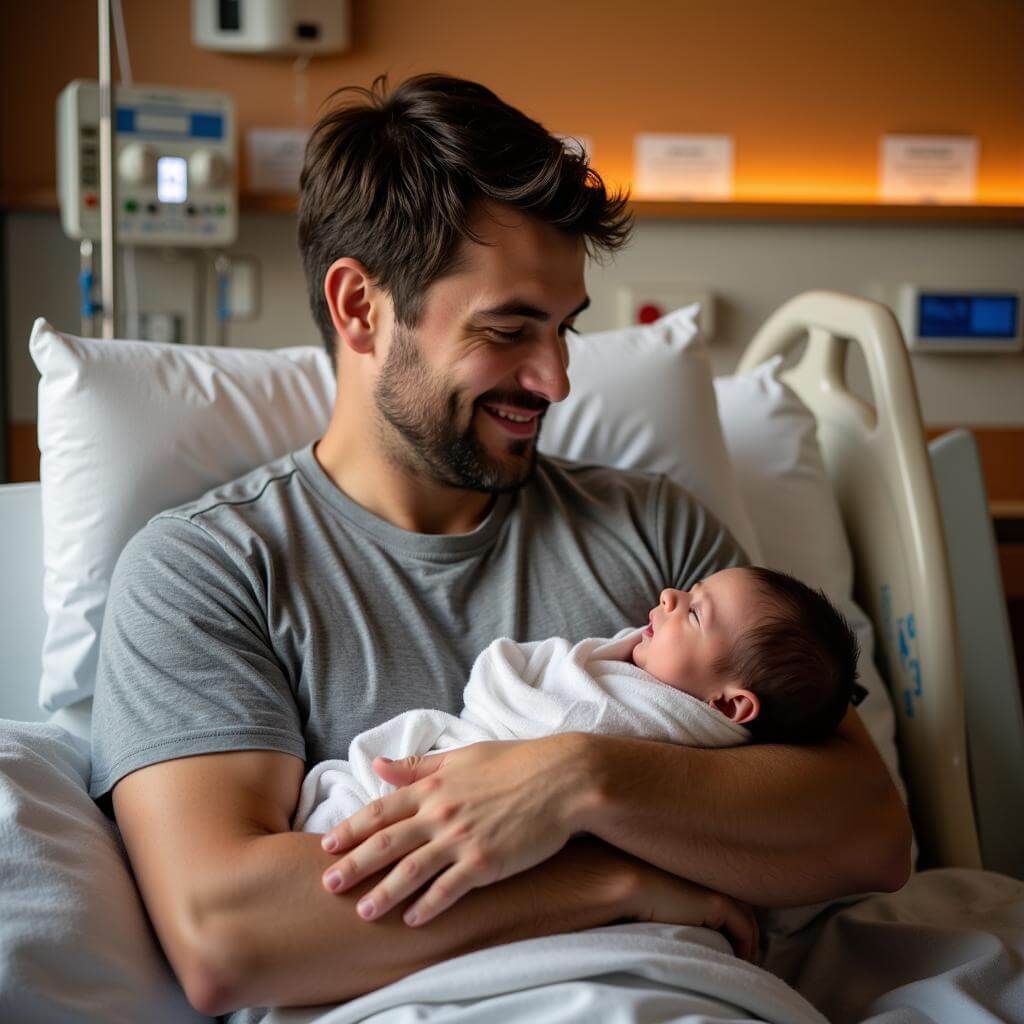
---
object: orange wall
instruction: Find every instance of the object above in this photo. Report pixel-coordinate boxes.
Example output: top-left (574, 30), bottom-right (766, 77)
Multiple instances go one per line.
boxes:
top-left (2, 0), bottom-right (1024, 204)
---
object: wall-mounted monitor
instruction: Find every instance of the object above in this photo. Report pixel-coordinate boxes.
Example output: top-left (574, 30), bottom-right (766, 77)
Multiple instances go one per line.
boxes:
top-left (899, 285), bottom-right (1022, 353)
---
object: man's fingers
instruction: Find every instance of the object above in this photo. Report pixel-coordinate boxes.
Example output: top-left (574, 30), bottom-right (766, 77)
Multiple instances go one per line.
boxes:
top-left (750, 908), bottom-right (760, 963)
top-left (402, 859), bottom-right (481, 927)
top-left (321, 788), bottom-right (417, 856)
top-left (719, 898), bottom-right (758, 962)
top-left (322, 819), bottom-right (423, 895)
top-left (350, 840), bottom-right (451, 922)
top-left (372, 752), bottom-right (446, 788)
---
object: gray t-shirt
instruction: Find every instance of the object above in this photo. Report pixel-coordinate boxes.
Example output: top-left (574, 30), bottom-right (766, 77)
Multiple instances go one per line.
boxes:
top-left (91, 446), bottom-right (745, 802)
top-left (89, 444), bottom-right (745, 1019)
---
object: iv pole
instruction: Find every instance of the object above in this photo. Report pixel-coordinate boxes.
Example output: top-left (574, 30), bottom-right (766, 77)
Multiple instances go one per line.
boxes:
top-left (98, 0), bottom-right (118, 338)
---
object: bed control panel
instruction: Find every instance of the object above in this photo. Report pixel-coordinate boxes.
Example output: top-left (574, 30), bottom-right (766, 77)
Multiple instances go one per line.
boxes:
top-left (899, 285), bottom-right (1022, 354)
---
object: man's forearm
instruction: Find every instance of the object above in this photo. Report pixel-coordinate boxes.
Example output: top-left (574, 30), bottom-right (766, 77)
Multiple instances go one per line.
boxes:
top-left (198, 832), bottom-right (630, 1015)
top-left (575, 714), bottom-right (912, 907)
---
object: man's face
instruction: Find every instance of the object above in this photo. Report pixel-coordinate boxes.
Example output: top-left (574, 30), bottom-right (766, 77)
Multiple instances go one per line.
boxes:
top-left (372, 203), bottom-right (588, 493)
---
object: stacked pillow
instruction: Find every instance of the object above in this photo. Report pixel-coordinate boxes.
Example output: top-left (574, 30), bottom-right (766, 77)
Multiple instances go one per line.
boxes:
top-left (714, 358), bottom-right (915, 935)
top-left (538, 303), bottom-right (762, 564)
top-left (31, 323), bottom-right (335, 714)
top-left (714, 358), bottom-right (906, 808)
top-left (29, 304), bottom-right (760, 716)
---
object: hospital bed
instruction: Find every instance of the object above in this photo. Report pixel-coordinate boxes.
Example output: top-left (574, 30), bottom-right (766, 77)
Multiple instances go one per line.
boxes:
top-left (1, 290), bottom-right (1022, 1023)
top-left (738, 293), bottom-right (1024, 876)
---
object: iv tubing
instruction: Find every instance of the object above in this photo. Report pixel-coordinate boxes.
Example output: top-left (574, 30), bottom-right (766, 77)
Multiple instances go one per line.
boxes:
top-left (98, 0), bottom-right (118, 338)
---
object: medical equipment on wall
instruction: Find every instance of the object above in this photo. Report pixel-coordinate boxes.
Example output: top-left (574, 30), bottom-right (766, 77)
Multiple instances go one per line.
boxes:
top-left (192, 0), bottom-right (350, 55)
top-left (898, 284), bottom-right (1022, 353)
top-left (56, 1), bottom-right (243, 343)
top-left (57, 80), bottom-right (237, 249)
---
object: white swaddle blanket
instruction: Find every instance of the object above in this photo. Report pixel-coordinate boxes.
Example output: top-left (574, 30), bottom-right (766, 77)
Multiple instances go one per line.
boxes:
top-left (294, 626), bottom-right (750, 834)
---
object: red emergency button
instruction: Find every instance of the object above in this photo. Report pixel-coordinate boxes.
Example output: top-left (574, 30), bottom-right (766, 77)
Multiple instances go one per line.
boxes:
top-left (84, 194), bottom-right (98, 208)
top-left (637, 302), bottom-right (663, 324)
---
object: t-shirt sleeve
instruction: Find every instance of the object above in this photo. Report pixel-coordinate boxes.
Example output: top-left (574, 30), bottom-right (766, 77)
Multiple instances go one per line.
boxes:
top-left (89, 514), bottom-right (305, 803)
top-left (652, 475), bottom-right (750, 590)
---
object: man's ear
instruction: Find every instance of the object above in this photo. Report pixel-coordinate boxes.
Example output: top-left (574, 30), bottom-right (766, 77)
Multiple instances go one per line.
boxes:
top-left (324, 258), bottom-right (381, 356)
top-left (710, 687), bottom-right (759, 725)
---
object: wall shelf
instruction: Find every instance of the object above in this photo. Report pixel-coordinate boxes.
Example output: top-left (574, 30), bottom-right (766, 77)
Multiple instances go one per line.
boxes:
top-left (629, 200), bottom-right (1024, 225)
top-left (3, 188), bottom-right (1024, 225)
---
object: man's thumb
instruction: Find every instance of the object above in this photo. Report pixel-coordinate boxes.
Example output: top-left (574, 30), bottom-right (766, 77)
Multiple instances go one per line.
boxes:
top-left (372, 753), bottom-right (439, 785)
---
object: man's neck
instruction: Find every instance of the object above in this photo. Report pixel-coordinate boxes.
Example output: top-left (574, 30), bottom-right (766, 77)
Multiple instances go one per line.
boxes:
top-left (314, 405), bottom-right (495, 536)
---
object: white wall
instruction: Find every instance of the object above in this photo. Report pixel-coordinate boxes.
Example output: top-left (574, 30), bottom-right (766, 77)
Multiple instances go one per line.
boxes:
top-left (5, 211), bottom-right (1024, 425)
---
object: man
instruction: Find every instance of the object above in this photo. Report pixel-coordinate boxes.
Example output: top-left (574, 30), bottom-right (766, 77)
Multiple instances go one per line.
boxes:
top-left (90, 74), bottom-right (911, 1021)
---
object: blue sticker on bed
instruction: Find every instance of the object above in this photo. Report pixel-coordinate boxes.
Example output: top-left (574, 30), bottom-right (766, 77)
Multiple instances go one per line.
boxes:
top-left (879, 583), bottom-right (922, 718)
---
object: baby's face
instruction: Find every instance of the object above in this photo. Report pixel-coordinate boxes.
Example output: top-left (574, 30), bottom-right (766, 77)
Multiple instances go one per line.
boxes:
top-left (632, 567), bottom-right (765, 720)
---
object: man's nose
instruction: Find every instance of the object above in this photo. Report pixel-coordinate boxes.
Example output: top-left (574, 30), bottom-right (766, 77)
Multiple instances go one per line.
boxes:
top-left (516, 333), bottom-right (570, 405)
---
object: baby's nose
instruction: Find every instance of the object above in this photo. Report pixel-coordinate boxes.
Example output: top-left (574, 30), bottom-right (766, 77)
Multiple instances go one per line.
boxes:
top-left (659, 588), bottom-right (678, 612)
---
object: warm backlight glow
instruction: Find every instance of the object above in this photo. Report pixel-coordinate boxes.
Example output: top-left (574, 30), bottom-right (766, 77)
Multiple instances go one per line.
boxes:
top-left (598, 163), bottom-right (1024, 207)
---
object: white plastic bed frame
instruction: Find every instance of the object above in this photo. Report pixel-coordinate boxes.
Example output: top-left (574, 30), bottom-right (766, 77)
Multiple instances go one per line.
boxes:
top-left (740, 290), bottom-right (1023, 875)
top-left (1, 290), bottom-right (1021, 876)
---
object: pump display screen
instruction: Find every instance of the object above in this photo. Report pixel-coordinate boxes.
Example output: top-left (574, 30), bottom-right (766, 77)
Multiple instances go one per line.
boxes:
top-left (918, 293), bottom-right (1019, 339)
top-left (157, 156), bottom-right (187, 203)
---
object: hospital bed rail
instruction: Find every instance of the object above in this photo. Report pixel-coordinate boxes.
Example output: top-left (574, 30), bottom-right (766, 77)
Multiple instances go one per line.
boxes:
top-left (739, 290), bottom-right (982, 871)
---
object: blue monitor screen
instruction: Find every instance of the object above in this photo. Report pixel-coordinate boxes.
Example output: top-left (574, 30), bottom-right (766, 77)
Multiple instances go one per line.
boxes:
top-left (918, 293), bottom-right (1018, 339)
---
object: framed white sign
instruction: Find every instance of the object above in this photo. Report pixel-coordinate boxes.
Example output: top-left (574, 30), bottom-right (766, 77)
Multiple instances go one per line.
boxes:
top-left (634, 134), bottom-right (734, 201)
top-left (880, 135), bottom-right (978, 204)
top-left (246, 128), bottom-right (310, 193)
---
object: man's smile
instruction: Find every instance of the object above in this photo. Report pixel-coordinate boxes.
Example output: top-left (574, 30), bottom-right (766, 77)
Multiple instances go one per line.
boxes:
top-left (479, 402), bottom-right (542, 437)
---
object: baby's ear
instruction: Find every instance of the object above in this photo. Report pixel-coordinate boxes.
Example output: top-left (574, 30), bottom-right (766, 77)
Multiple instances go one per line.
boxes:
top-left (711, 688), bottom-right (759, 725)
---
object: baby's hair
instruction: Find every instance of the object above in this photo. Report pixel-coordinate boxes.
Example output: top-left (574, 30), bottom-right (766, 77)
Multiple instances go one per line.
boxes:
top-left (714, 567), bottom-right (860, 744)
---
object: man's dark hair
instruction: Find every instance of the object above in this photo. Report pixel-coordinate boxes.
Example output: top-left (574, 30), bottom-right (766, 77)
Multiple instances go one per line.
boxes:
top-left (715, 568), bottom-right (860, 745)
top-left (298, 73), bottom-right (632, 366)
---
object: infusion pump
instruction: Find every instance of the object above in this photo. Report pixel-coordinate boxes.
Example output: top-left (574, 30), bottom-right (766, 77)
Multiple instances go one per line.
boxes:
top-left (57, 80), bottom-right (237, 247)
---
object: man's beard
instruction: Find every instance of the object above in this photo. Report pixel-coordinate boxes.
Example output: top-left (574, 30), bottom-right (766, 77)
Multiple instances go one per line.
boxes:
top-left (373, 322), bottom-right (545, 494)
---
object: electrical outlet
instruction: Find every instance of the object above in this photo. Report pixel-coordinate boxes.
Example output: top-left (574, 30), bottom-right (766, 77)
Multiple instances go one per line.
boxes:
top-left (617, 284), bottom-right (715, 339)
top-left (226, 257), bottom-right (260, 320)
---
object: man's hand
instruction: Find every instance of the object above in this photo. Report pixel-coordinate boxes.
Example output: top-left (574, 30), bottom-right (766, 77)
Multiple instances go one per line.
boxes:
top-left (625, 860), bottom-right (760, 964)
top-left (318, 734), bottom-right (598, 926)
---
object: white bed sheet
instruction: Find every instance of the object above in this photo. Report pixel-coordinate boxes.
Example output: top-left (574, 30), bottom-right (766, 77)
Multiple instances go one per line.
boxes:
top-left (2, 717), bottom-right (1022, 1024)
top-left (0, 718), bottom-right (209, 1024)
top-left (768, 867), bottom-right (1024, 1023)
top-left (262, 869), bottom-right (1024, 1024)
top-left (266, 922), bottom-right (828, 1024)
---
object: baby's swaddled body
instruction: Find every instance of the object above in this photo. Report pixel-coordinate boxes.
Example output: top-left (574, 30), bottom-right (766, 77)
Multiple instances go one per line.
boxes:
top-left (294, 628), bottom-right (750, 835)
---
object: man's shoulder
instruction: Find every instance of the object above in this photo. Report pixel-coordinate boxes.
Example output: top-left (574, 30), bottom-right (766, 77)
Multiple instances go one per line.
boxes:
top-left (152, 448), bottom-right (306, 533)
top-left (531, 453), bottom-right (693, 512)
top-left (533, 453), bottom-right (666, 496)
top-left (115, 448), bottom-right (310, 582)
top-left (529, 455), bottom-right (744, 569)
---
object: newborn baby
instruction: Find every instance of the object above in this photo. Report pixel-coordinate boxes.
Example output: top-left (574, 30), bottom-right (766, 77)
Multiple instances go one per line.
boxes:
top-left (295, 566), bottom-right (863, 836)
top-left (634, 565), bottom-right (865, 743)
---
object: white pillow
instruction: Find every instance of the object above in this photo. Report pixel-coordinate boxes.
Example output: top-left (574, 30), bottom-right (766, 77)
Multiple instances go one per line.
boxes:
top-left (31, 309), bottom-right (759, 713)
top-left (714, 357), bottom-right (916, 931)
top-left (539, 304), bottom-right (762, 563)
top-left (713, 358), bottom-right (905, 790)
top-left (31, 319), bottom-right (336, 713)
top-left (0, 720), bottom-right (210, 1023)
